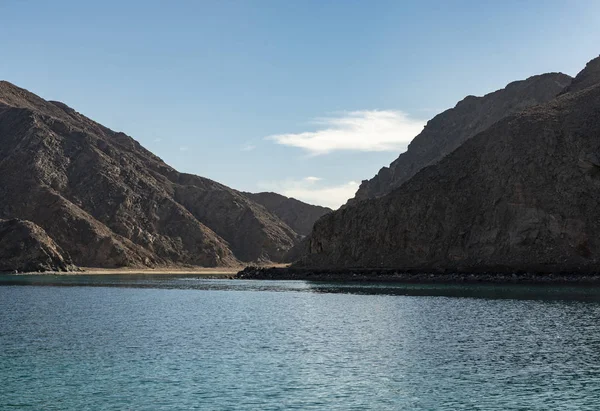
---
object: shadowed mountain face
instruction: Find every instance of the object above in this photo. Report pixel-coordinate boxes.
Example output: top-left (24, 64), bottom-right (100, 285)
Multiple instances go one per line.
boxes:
top-left (0, 81), bottom-right (299, 268)
top-left (562, 54), bottom-right (600, 94)
top-left (243, 192), bottom-right (331, 236)
top-left (298, 57), bottom-right (600, 272)
top-left (349, 73), bottom-right (572, 204)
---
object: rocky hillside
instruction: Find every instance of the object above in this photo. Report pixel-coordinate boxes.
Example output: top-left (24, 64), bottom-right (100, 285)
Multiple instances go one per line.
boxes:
top-left (0, 81), bottom-right (300, 268)
top-left (562, 55), bottom-right (600, 94)
top-left (298, 57), bottom-right (600, 272)
top-left (243, 192), bottom-right (331, 236)
top-left (0, 219), bottom-right (73, 272)
top-left (349, 73), bottom-right (572, 204)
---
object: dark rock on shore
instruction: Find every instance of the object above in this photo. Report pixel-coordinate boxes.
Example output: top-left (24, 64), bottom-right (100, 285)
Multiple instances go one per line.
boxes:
top-left (0, 219), bottom-right (74, 272)
top-left (349, 73), bottom-right (572, 204)
top-left (236, 266), bottom-right (600, 284)
top-left (299, 57), bottom-right (600, 273)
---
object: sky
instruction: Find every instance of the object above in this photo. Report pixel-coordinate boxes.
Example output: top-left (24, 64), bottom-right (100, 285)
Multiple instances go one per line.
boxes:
top-left (1, 0), bottom-right (599, 208)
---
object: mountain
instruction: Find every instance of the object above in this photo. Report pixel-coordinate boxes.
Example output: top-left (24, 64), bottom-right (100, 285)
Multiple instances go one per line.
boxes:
top-left (562, 54), bottom-right (600, 94)
top-left (0, 81), bottom-right (300, 268)
top-left (242, 192), bottom-right (331, 236)
top-left (0, 219), bottom-right (73, 272)
top-left (297, 57), bottom-right (600, 272)
top-left (349, 73), bottom-right (572, 204)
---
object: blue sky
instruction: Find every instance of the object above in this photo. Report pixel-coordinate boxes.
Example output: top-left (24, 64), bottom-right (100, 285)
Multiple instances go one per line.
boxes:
top-left (1, 0), bottom-right (599, 208)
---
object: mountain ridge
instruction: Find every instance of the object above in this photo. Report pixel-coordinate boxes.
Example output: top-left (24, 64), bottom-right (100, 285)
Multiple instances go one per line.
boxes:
top-left (348, 72), bottom-right (572, 204)
top-left (297, 58), bottom-right (600, 272)
top-left (0, 80), bottom-right (300, 268)
top-left (242, 192), bottom-right (331, 236)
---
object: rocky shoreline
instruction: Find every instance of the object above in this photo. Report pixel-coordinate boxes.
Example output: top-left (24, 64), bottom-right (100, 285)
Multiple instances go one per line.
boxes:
top-left (236, 266), bottom-right (600, 284)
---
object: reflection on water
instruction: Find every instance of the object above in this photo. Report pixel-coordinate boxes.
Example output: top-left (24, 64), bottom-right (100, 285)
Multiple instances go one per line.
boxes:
top-left (2, 275), bottom-right (600, 410)
top-left (2, 274), bottom-right (600, 301)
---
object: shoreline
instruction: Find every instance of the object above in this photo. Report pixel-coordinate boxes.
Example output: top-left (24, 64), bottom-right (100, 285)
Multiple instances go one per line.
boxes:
top-left (4, 264), bottom-right (290, 277)
top-left (6, 265), bottom-right (600, 285)
top-left (236, 266), bottom-right (600, 285)
top-left (4, 267), bottom-right (244, 277)
top-left (78, 267), bottom-right (242, 276)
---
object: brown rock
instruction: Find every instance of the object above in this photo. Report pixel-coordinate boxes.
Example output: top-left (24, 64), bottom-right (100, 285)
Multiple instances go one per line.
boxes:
top-left (0, 81), bottom-right (299, 267)
top-left (562, 54), bottom-right (600, 94)
top-left (242, 192), bottom-right (331, 236)
top-left (348, 73), bottom-right (572, 204)
top-left (298, 58), bottom-right (600, 273)
top-left (0, 219), bottom-right (73, 272)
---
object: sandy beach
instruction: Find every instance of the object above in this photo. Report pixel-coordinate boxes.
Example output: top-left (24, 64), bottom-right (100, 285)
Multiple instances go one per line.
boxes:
top-left (23, 264), bottom-right (288, 276)
top-left (78, 267), bottom-right (240, 276)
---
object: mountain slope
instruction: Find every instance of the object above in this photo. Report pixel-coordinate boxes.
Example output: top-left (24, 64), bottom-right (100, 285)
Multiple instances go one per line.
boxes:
top-left (298, 58), bottom-right (600, 272)
top-left (0, 81), bottom-right (299, 267)
top-left (349, 73), bottom-right (572, 204)
top-left (562, 54), bottom-right (600, 94)
top-left (0, 219), bottom-right (73, 272)
top-left (243, 192), bottom-right (331, 236)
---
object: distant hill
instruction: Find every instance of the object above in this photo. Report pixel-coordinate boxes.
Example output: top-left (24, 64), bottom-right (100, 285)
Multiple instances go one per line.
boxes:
top-left (348, 72), bottom-right (572, 204)
top-left (0, 81), bottom-right (301, 268)
top-left (299, 57), bottom-right (600, 272)
top-left (243, 192), bottom-right (331, 236)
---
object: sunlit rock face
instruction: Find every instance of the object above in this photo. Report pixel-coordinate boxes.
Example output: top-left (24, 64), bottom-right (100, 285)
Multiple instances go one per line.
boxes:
top-left (0, 81), bottom-right (300, 268)
top-left (0, 219), bottom-right (74, 272)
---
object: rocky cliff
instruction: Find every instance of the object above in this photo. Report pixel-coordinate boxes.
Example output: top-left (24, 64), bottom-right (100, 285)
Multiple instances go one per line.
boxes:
top-left (299, 57), bottom-right (600, 272)
top-left (0, 219), bottom-right (73, 272)
top-left (0, 81), bottom-right (299, 267)
top-left (243, 192), bottom-right (331, 236)
top-left (349, 73), bottom-right (572, 204)
top-left (562, 54), bottom-right (600, 94)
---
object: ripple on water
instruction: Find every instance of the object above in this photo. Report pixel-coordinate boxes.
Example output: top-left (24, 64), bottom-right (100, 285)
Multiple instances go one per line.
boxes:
top-left (1, 278), bottom-right (600, 410)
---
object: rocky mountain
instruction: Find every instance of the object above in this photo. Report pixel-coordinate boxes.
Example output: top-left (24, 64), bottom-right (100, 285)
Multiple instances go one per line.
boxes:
top-left (298, 57), bottom-right (600, 272)
top-left (242, 192), bottom-right (331, 236)
top-left (0, 81), bottom-right (300, 268)
top-left (562, 55), bottom-right (600, 94)
top-left (0, 219), bottom-right (73, 272)
top-left (349, 73), bottom-right (572, 204)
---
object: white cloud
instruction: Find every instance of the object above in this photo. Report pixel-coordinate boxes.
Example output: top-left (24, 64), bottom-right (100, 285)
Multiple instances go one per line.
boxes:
top-left (241, 143), bottom-right (256, 151)
top-left (304, 176), bottom-right (322, 182)
top-left (179, 146), bottom-right (188, 152)
top-left (258, 178), bottom-right (359, 209)
top-left (266, 110), bottom-right (425, 155)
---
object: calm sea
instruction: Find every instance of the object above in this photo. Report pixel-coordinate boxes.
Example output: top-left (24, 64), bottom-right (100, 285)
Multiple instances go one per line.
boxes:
top-left (1, 275), bottom-right (600, 410)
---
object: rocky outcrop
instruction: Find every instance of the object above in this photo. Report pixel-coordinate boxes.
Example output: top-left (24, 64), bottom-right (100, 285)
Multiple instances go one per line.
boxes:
top-left (562, 54), bottom-right (600, 94)
top-left (0, 81), bottom-right (299, 267)
top-left (298, 57), bottom-right (600, 273)
top-left (0, 219), bottom-right (73, 272)
top-left (242, 192), bottom-right (331, 236)
top-left (349, 73), bottom-right (572, 204)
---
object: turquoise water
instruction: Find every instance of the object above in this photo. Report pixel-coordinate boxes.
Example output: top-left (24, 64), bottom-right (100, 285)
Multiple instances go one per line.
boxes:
top-left (1, 275), bottom-right (600, 410)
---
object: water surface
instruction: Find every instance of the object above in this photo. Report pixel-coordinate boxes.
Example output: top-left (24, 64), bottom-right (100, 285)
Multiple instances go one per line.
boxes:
top-left (1, 275), bottom-right (600, 410)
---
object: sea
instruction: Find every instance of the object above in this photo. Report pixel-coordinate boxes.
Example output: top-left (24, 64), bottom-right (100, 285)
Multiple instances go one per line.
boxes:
top-left (1, 274), bottom-right (600, 410)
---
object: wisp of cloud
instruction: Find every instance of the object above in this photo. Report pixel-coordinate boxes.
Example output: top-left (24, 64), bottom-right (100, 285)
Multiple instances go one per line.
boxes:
top-left (258, 177), bottom-right (360, 209)
top-left (266, 110), bottom-right (425, 155)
